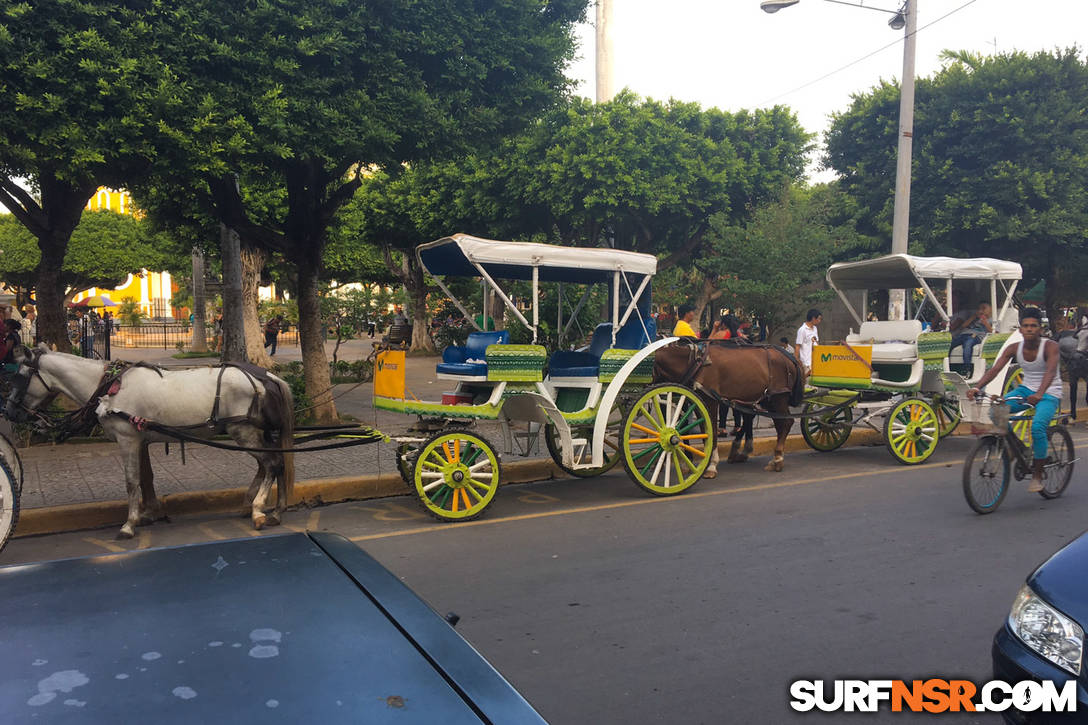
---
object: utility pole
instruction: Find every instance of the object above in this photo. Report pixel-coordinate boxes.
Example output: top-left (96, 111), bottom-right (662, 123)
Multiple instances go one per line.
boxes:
top-left (595, 0), bottom-right (614, 102)
top-left (887, 0), bottom-right (917, 321)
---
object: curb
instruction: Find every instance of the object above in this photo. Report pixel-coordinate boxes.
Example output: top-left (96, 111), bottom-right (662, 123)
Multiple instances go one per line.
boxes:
top-left (14, 424), bottom-right (975, 539)
top-left (14, 457), bottom-right (562, 538)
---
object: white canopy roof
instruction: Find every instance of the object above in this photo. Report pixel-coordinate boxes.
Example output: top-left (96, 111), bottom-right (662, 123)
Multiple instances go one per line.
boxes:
top-left (827, 254), bottom-right (1022, 290)
top-left (417, 234), bottom-right (658, 284)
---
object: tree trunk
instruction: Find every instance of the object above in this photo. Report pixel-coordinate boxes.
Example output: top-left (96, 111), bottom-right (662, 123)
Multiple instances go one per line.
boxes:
top-left (295, 250), bottom-right (338, 424)
top-left (219, 224), bottom-right (247, 363)
top-left (240, 241), bottom-right (272, 368)
top-left (488, 293), bottom-right (506, 331)
top-left (30, 176), bottom-right (96, 348)
top-left (190, 247), bottom-right (208, 352)
top-left (402, 256), bottom-right (434, 354)
top-left (692, 275), bottom-right (722, 334)
top-left (35, 253), bottom-right (69, 350)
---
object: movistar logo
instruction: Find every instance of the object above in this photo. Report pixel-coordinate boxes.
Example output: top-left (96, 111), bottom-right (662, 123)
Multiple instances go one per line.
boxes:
top-left (821, 353), bottom-right (863, 363)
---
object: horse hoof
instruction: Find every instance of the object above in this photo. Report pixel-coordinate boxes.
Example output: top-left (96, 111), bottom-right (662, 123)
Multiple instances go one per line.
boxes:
top-left (252, 514), bottom-right (266, 530)
top-left (728, 454), bottom-right (748, 464)
top-left (703, 468), bottom-right (718, 479)
top-left (117, 526), bottom-right (135, 540)
top-left (763, 461), bottom-right (776, 472)
top-left (773, 459), bottom-right (784, 472)
top-left (265, 512), bottom-right (281, 527)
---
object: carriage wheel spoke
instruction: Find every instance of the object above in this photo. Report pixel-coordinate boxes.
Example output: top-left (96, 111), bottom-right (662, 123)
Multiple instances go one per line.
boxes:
top-left (662, 452), bottom-right (673, 488)
top-left (678, 442), bottom-right (705, 459)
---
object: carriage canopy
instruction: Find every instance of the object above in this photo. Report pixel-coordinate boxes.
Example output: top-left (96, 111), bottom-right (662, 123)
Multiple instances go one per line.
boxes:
top-left (417, 234), bottom-right (658, 345)
top-left (827, 254), bottom-right (1023, 328)
top-left (417, 234), bottom-right (658, 284)
top-left (827, 255), bottom-right (1022, 290)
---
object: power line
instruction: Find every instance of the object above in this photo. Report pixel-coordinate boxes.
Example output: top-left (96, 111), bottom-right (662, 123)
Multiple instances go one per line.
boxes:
top-left (761, 0), bottom-right (980, 105)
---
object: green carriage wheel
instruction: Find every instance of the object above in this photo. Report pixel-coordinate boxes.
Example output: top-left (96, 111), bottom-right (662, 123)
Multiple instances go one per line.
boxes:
top-left (883, 397), bottom-right (940, 465)
top-left (800, 401), bottom-right (852, 452)
top-left (544, 403), bottom-right (623, 478)
top-left (932, 393), bottom-right (962, 438)
top-left (396, 442), bottom-right (417, 484)
top-left (0, 456), bottom-right (19, 554)
top-left (411, 430), bottom-right (501, 522)
top-left (1002, 367), bottom-right (1033, 445)
top-left (621, 384), bottom-right (714, 496)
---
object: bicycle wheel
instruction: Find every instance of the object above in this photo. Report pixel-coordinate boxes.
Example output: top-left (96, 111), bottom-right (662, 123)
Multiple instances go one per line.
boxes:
top-left (963, 435), bottom-right (1010, 514)
top-left (0, 456), bottom-right (19, 554)
top-left (1039, 426), bottom-right (1075, 499)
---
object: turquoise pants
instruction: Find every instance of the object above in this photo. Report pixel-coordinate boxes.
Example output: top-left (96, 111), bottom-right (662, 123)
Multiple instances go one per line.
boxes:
top-left (1005, 384), bottom-right (1059, 460)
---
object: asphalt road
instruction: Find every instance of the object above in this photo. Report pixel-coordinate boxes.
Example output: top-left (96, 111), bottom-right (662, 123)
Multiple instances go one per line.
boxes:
top-left (4, 431), bottom-right (1088, 723)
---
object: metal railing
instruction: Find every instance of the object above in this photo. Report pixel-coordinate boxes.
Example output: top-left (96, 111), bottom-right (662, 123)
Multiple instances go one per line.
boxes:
top-left (67, 322), bottom-right (300, 357)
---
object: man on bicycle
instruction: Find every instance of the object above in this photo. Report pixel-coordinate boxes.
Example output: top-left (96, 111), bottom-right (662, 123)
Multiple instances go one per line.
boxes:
top-left (967, 307), bottom-right (1062, 492)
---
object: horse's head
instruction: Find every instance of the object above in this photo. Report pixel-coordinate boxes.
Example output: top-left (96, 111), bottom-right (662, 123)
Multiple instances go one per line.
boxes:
top-left (4, 344), bottom-right (55, 423)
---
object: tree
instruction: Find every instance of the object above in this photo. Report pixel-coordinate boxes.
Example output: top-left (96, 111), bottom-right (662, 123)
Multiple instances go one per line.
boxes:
top-left (355, 94), bottom-right (810, 350)
top-left (826, 48), bottom-right (1088, 316)
top-left (141, 0), bottom-right (585, 422)
top-left (700, 184), bottom-right (867, 335)
top-left (0, 210), bottom-right (169, 298)
top-left (0, 1), bottom-right (165, 345)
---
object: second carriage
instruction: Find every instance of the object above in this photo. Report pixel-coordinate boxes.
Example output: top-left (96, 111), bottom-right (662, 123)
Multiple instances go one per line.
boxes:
top-left (800, 254), bottom-right (1025, 464)
top-left (373, 235), bottom-right (717, 521)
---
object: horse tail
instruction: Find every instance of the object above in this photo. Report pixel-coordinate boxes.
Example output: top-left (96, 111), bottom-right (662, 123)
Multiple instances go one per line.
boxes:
top-left (272, 375), bottom-right (295, 502)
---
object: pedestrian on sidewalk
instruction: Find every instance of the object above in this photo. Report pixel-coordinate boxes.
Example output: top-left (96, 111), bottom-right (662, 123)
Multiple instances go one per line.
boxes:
top-left (795, 308), bottom-right (821, 378)
top-left (673, 304), bottom-right (697, 338)
top-left (264, 314), bottom-right (284, 356)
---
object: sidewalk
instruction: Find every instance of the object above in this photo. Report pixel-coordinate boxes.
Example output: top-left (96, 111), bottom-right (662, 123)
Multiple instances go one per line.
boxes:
top-left (15, 339), bottom-right (545, 512)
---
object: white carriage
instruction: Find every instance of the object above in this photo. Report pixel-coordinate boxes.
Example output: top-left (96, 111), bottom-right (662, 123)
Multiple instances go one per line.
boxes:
top-left (373, 235), bottom-right (715, 520)
top-left (802, 254), bottom-right (1024, 463)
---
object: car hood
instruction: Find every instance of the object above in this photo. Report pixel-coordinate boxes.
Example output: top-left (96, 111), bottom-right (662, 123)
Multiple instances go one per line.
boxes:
top-left (1028, 530), bottom-right (1088, 626)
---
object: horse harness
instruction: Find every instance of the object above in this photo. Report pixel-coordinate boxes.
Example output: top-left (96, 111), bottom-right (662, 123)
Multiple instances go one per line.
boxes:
top-left (669, 339), bottom-right (851, 421)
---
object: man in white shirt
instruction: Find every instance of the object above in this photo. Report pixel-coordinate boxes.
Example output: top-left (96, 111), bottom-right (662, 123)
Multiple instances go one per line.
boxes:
top-left (795, 308), bottom-right (822, 376)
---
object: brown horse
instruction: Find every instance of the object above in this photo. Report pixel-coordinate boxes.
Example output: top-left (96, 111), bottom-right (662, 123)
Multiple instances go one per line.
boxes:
top-left (654, 340), bottom-right (803, 476)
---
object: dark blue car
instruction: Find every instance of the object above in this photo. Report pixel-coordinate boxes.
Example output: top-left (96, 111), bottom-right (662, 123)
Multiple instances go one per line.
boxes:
top-left (993, 531), bottom-right (1088, 723)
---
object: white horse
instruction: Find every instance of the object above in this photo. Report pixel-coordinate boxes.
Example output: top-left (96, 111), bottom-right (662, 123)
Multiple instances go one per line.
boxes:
top-left (4, 346), bottom-right (294, 538)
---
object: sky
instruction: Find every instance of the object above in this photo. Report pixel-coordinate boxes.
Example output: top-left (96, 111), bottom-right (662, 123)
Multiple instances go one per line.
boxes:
top-left (565, 0), bottom-right (1087, 179)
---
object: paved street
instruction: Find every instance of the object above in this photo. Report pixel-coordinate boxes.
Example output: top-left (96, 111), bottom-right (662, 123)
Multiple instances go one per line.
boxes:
top-left (4, 428), bottom-right (1087, 723)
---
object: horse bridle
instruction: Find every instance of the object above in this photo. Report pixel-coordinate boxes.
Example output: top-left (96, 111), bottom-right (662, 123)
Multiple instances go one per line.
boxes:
top-left (3, 357), bottom-right (59, 426)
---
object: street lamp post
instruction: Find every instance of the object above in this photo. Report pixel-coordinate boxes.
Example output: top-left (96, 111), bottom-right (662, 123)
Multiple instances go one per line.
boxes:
top-left (762, 0), bottom-right (916, 321)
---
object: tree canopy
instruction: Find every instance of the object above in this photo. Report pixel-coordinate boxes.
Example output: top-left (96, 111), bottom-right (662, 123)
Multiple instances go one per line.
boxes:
top-left (826, 48), bottom-right (1088, 312)
top-left (0, 209), bottom-right (170, 295)
top-left (0, 0), bottom-right (167, 343)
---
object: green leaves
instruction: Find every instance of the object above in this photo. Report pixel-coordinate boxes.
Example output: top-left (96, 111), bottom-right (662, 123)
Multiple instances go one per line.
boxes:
top-left (826, 48), bottom-right (1088, 308)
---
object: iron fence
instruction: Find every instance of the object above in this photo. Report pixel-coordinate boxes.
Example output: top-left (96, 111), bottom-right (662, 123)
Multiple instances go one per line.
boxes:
top-left (68, 322), bottom-right (299, 358)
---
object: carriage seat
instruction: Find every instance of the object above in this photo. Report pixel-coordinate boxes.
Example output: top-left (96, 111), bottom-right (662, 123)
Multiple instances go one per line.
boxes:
top-left (548, 323), bottom-right (613, 378)
top-left (845, 320), bottom-right (922, 363)
top-left (548, 318), bottom-right (657, 378)
top-left (436, 330), bottom-right (510, 377)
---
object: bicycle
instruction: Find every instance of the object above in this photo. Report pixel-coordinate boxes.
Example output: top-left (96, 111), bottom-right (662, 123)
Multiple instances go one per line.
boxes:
top-left (962, 395), bottom-right (1076, 514)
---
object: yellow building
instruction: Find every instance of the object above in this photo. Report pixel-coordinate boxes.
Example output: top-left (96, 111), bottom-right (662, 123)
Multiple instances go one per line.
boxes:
top-left (72, 189), bottom-right (182, 318)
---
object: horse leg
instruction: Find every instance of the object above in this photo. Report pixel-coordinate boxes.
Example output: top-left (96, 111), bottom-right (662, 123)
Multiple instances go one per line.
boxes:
top-left (743, 413), bottom-right (755, 456)
top-left (116, 438), bottom-right (145, 539)
top-left (136, 441), bottom-right (167, 525)
top-left (242, 460), bottom-right (267, 516)
top-left (231, 424), bottom-right (279, 530)
top-left (704, 445), bottom-right (719, 479)
top-left (763, 397), bottom-right (793, 472)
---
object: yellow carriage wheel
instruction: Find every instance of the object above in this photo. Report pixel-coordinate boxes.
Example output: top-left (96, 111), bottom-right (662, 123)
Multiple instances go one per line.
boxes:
top-left (883, 398), bottom-right (940, 465)
top-left (411, 430), bottom-right (501, 522)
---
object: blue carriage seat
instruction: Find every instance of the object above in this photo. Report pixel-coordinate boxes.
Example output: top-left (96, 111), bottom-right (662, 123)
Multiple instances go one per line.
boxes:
top-left (548, 318), bottom-right (656, 378)
top-left (436, 330), bottom-right (510, 377)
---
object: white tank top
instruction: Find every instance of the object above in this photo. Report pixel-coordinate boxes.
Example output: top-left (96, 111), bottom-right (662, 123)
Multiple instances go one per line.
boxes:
top-left (1016, 339), bottom-right (1063, 399)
